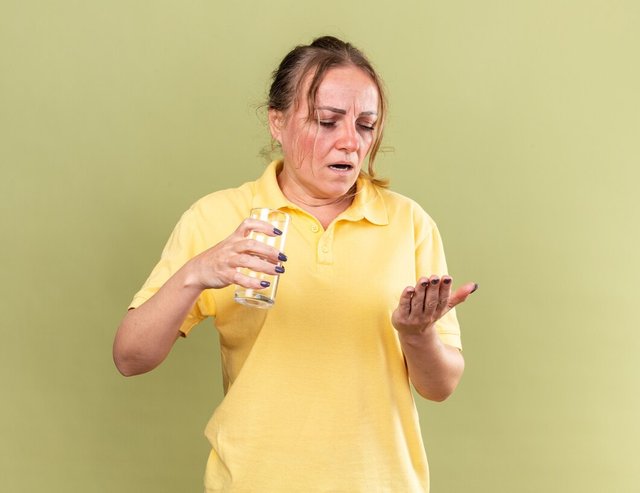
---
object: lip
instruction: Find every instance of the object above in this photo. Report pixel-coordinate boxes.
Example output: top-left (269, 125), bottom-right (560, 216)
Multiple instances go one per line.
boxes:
top-left (328, 162), bottom-right (355, 172)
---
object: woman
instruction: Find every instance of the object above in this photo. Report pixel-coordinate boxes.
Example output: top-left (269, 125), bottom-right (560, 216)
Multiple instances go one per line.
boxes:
top-left (114, 36), bottom-right (477, 493)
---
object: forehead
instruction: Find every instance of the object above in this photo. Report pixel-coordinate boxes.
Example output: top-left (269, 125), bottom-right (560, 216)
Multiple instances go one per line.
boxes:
top-left (299, 65), bottom-right (379, 112)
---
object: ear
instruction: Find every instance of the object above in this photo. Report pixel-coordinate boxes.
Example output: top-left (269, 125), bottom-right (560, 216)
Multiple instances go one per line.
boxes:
top-left (268, 108), bottom-right (285, 143)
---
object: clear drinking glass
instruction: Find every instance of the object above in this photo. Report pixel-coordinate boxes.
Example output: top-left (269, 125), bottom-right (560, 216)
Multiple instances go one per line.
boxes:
top-left (234, 208), bottom-right (290, 308)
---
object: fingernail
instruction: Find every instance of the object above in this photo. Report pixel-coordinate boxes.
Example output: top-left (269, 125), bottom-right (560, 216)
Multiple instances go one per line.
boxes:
top-left (443, 278), bottom-right (452, 285)
top-left (273, 228), bottom-right (283, 235)
top-left (431, 278), bottom-right (440, 285)
top-left (421, 281), bottom-right (428, 287)
top-left (275, 265), bottom-right (285, 274)
top-left (471, 283), bottom-right (479, 293)
top-left (278, 252), bottom-right (288, 262)
top-left (260, 280), bottom-right (271, 288)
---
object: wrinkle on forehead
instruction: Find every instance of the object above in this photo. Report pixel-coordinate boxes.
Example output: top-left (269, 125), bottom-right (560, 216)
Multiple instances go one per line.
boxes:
top-left (290, 66), bottom-right (379, 120)
top-left (315, 73), bottom-right (379, 115)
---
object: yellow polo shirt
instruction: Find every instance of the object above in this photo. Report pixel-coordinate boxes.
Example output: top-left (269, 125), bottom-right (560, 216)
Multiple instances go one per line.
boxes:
top-left (130, 160), bottom-right (462, 492)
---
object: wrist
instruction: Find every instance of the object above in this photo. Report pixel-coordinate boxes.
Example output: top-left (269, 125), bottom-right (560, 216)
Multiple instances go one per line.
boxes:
top-left (179, 259), bottom-right (207, 293)
top-left (398, 325), bottom-right (440, 348)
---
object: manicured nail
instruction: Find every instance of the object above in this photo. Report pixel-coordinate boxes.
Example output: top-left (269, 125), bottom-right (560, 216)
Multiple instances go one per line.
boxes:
top-left (431, 278), bottom-right (440, 285)
top-left (471, 283), bottom-right (479, 293)
top-left (260, 280), bottom-right (271, 288)
top-left (443, 278), bottom-right (452, 285)
top-left (273, 227), bottom-right (283, 235)
top-left (275, 265), bottom-right (285, 274)
top-left (278, 252), bottom-right (288, 262)
top-left (421, 281), bottom-right (428, 287)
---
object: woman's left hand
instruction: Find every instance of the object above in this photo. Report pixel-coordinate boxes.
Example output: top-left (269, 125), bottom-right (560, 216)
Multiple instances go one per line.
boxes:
top-left (391, 275), bottom-right (477, 400)
top-left (392, 276), bottom-right (477, 335)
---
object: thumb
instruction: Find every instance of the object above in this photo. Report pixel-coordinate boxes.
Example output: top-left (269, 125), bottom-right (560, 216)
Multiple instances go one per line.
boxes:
top-left (447, 282), bottom-right (478, 310)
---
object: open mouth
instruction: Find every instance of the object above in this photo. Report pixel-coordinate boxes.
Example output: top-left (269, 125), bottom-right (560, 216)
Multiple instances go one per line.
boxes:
top-left (329, 163), bottom-right (353, 171)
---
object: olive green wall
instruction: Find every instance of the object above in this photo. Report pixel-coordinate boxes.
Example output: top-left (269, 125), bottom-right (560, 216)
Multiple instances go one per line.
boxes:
top-left (2, 1), bottom-right (638, 491)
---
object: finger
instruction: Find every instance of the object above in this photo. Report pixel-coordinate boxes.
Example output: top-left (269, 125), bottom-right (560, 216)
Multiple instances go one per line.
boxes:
top-left (423, 275), bottom-right (441, 313)
top-left (238, 237), bottom-right (285, 264)
top-left (436, 276), bottom-right (452, 316)
top-left (231, 252), bottom-right (286, 276)
top-left (237, 218), bottom-right (284, 238)
top-left (231, 269), bottom-right (274, 290)
top-left (397, 286), bottom-right (416, 315)
top-left (239, 219), bottom-right (288, 265)
top-left (447, 282), bottom-right (479, 310)
top-left (412, 277), bottom-right (430, 314)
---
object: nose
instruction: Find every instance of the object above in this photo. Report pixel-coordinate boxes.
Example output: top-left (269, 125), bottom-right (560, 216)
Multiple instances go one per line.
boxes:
top-left (336, 122), bottom-right (359, 153)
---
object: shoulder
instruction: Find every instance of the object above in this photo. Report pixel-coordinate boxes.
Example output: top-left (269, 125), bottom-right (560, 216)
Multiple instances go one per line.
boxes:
top-left (189, 182), bottom-right (254, 217)
top-left (375, 186), bottom-right (437, 229)
top-left (174, 180), bottom-right (257, 238)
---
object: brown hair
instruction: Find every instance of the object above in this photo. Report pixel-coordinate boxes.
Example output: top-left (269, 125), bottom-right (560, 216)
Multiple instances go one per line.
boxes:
top-left (268, 36), bottom-right (388, 187)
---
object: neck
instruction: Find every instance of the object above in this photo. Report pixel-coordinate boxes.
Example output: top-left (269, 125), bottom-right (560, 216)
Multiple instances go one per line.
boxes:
top-left (277, 168), bottom-right (355, 228)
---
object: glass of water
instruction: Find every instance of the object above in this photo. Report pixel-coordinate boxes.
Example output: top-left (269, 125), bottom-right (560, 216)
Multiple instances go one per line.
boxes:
top-left (234, 208), bottom-right (290, 308)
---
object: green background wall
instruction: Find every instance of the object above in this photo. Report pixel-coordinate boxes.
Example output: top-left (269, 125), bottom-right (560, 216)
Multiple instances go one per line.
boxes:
top-left (1, 1), bottom-right (638, 491)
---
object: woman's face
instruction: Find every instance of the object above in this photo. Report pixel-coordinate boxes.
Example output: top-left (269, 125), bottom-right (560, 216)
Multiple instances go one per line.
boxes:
top-left (269, 65), bottom-right (380, 205)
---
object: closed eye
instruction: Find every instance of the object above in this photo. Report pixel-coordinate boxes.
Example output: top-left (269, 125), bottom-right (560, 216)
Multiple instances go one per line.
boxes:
top-left (318, 119), bottom-right (376, 131)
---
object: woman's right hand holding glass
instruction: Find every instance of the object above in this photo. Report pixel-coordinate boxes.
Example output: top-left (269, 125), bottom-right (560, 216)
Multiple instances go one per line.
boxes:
top-left (185, 218), bottom-right (287, 291)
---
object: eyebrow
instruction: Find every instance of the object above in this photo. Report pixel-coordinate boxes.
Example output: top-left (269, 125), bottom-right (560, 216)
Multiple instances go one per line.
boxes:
top-left (316, 106), bottom-right (378, 117)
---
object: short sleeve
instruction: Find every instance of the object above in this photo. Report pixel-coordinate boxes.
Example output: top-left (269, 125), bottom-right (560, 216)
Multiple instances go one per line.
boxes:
top-left (128, 207), bottom-right (213, 336)
top-left (414, 208), bottom-right (462, 350)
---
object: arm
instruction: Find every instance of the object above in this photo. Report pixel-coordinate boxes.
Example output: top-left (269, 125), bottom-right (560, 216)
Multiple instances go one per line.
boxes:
top-left (113, 263), bottom-right (203, 377)
top-left (113, 218), bottom-right (286, 376)
top-left (392, 276), bottom-right (477, 401)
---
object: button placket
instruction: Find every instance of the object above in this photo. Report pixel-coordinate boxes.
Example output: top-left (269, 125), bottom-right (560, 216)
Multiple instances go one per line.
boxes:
top-left (317, 228), bottom-right (334, 265)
